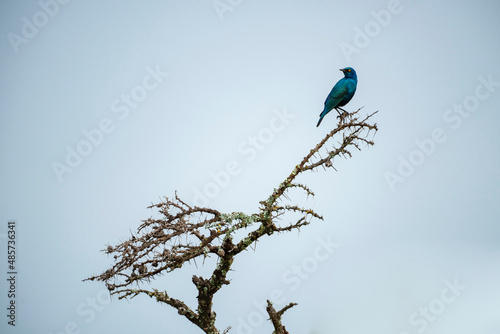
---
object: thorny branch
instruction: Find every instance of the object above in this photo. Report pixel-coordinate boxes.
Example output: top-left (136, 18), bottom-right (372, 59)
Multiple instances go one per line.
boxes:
top-left (84, 109), bottom-right (378, 333)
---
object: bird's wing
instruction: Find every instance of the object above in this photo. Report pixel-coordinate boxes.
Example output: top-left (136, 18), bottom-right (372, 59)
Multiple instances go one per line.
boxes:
top-left (322, 80), bottom-right (348, 112)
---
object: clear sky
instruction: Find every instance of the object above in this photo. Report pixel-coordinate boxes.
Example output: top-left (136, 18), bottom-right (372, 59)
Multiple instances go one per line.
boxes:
top-left (1, 0), bottom-right (499, 333)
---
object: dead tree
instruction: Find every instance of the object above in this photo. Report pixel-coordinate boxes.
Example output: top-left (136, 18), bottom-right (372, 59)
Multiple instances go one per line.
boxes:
top-left (84, 109), bottom-right (378, 333)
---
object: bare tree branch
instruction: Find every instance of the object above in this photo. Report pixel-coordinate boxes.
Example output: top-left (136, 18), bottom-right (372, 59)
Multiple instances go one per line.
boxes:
top-left (266, 300), bottom-right (298, 334)
top-left (84, 109), bottom-right (378, 333)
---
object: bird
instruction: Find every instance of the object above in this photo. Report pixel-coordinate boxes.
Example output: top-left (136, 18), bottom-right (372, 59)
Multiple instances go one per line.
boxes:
top-left (316, 67), bottom-right (357, 127)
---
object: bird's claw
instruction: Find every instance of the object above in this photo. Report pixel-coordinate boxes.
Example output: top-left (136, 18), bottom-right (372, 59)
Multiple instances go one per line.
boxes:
top-left (336, 111), bottom-right (349, 123)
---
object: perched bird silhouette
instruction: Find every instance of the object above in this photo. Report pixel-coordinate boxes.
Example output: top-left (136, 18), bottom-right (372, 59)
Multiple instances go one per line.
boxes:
top-left (316, 67), bottom-right (357, 127)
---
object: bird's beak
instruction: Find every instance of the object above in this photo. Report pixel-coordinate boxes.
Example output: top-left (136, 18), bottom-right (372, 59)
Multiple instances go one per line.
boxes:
top-left (339, 68), bottom-right (345, 72)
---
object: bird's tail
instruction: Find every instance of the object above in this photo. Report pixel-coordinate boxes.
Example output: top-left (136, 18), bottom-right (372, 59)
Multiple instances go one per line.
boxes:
top-left (316, 110), bottom-right (329, 127)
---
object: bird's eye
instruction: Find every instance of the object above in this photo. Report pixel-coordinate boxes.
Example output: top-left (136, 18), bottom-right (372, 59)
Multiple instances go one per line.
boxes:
top-left (347, 69), bottom-right (351, 72)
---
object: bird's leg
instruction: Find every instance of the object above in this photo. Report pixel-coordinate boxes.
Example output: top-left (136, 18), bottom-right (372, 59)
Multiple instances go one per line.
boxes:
top-left (336, 107), bottom-right (347, 115)
top-left (335, 108), bottom-right (349, 123)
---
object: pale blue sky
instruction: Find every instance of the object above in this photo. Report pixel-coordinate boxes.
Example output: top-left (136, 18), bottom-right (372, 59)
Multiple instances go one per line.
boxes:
top-left (1, 1), bottom-right (499, 333)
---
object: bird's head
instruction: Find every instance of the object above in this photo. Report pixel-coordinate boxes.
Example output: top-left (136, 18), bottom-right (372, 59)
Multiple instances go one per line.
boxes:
top-left (340, 67), bottom-right (357, 79)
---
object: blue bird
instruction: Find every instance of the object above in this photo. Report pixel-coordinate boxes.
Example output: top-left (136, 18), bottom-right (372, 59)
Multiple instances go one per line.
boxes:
top-left (316, 67), bottom-right (357, 127)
